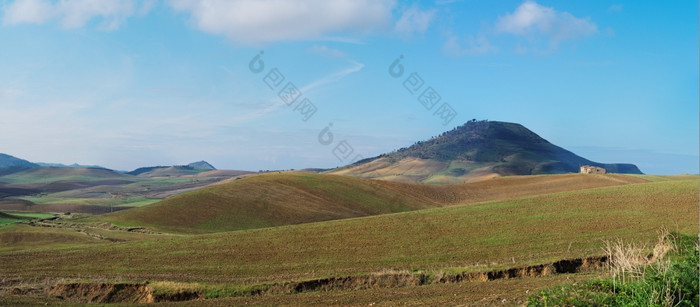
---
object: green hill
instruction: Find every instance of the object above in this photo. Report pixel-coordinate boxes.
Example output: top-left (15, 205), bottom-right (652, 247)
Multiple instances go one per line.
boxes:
top-left (98, 172), bottom-right (646, 234)
top-left (331, 121), bottom-right (642, 183)
top-left (2, 179), bottom-right (696, 291)
top-left (0, 211), bottom-right (21, 225)
top-left (98, 173), bottom-right (438, 233)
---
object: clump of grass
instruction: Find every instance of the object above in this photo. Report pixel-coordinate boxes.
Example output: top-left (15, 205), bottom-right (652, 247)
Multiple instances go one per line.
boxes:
top-left (201, 283), bottom-right (272, 298)
top-left (604, 227), bottom-right (676, 285)
top-left (527, 230), bottom-right (699, 307)
top-left (149, 281), bottom-right (201, 297)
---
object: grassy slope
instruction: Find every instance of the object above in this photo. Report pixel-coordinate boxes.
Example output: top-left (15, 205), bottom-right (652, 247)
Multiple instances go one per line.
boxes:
top-left (0, 211), bottom-right (21, 226)
top-left (96, 173), bottom-right (646, 234)
top-left (0, 211), bottom-right (54, 226)
top-left (0, 167), bottom-right (132, 184)
top-left (1, 179), bottom-right (695, 284)
top-left (97, 173), bottom-right (439, 234)
top-left (0, 223), bottom-right (100, 250)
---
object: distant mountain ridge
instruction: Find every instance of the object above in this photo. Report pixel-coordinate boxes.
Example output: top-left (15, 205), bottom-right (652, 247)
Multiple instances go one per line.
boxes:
top-left (0, 153), bottom-right (219, 178)
top-left (0, 153), bottom-right (38, 175)
top-left (187, 161), bottom-right (216, 170)
top-left (128, 161), bottom-right (216, 177)
top-left (36, 162), bottom-right (106, 169)
top-left (331, 121), bottom-right (642, 184)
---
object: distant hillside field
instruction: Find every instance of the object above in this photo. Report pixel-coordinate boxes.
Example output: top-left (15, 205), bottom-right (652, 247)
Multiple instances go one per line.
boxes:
top-left (331, 121), bottom-right (642, 183)
top-left (0, 166), bottom-right (249, 215)
top-left (128, 161), bottom-right (218, 177)
top-left (1, 178), bottom-right (696, 287)
top-left (98, 172), bottom-right (650, 234)
top-left (0, 167), bottom-right (132, 184)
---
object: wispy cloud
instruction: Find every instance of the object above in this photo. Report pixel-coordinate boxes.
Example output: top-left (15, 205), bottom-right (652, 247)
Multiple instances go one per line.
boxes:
top-left (443, 33), bottom-right (498, 56)
top-left (495, 1), bottom-right (597, 47)
top-left (308, 45), bottom-right (346, 58)
top-left (299, 61), bottom-right (364, 94)
top-left (1, 0), bottom-right (153, 30)
top-left (1, 0), bottom-right (53, 24)
top-left (169, 0), bottom-right (396, 44)
top-left (441, 1), bottom-right (598, 56)
top-left (229, 60), bottom-right (365, 123)
top-left (395, 5), bottom-right (436, 36)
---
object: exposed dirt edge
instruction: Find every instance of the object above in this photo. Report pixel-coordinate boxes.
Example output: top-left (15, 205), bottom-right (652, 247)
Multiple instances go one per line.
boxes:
top-left (439, 255), bottom-right (607, 283)
top-left (248, 255), bottom-right (608, 297)
top-left (8, 256), bottom-right (607, 303)
top-left (47, 282), bottom-right (202, 303)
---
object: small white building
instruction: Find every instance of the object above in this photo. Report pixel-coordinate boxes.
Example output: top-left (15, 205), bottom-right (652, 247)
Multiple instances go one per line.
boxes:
top-left (580, 165), bottom-right (606, 174)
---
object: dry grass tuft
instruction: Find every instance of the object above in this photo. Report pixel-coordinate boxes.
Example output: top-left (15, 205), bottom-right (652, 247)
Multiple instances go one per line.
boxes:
top-left (603, 227), bottom-right (676, 284)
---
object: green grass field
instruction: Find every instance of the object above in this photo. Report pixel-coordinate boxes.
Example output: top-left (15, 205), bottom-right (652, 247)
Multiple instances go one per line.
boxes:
top-left (93, 173), bottom-right (651, 234)
top-left (0, 212), bottom-right (21, 226)
top-left (0, 174), bottom-right (696, 304)
top-left (17, 195), bottom-right (161, 207)
top-left (1, 179), bottom-right (696, 279)
top-left (0, 167), bottom-right (132, 184)
top-left (0, 211), bottom-right (54, 226)
top-left (95, 173), bottom-right (439, 233)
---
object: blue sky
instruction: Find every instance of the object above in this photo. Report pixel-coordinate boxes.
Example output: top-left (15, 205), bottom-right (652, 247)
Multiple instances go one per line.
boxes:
top-left (0, 0), bottom-right (697, 174)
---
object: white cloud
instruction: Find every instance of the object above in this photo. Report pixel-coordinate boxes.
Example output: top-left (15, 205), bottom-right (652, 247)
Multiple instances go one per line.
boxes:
top-left (308, 45), bottom-right (346, 58)
top-left (169, 0), bottom-right (396, 44)
top-left (57, 0), bottom-right (136, 29)
top-left (299, 60), bottom-right (364, 94)
top-left (443, 33), bottom-right (497, 56)
top-left (395, 5), bottom-right (435, 36)
top-left (2, 0), bottom-right (151, 30)
top-left (230, 60), bottom-right (364, 123)
top-left (2, 0), bottom-right (53, 24)
top-left (495, 1), bottom-right (597, 43)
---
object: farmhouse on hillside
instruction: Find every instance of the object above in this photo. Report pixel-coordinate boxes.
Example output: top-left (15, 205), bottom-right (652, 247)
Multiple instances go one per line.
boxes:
top-left (580, 165), bottom-right (606, 174)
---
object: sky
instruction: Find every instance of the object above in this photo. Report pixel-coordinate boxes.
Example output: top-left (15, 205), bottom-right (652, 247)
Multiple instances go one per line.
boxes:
top-left (0, 0), bottom-right (697, 174)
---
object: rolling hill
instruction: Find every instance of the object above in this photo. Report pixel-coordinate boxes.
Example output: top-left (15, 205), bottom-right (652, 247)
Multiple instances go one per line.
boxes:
top-left (0, 166), bottom-right (132, 184)
top-left (98, 173), bottom-right (438, 233)
top-left (97, 172), bottom-right (648, 234)
top-left (1, 177), bottom-right (696, 303)
top-left (330, 120), bottom-right (643, 183)
top-left (0, 153), bottom-right (38, 175)
top-left (128, 161), bottom-right (217, 177)
top-left (187, 161), bottom-right (216, 170)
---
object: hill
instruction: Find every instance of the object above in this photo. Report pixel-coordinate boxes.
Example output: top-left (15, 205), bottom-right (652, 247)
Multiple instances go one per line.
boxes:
top-left (129, 161), bottom-right (216, 177)
top-left (187, 161), bottom-right (216, 170)
top-left (35, 162), bottom-right (106, 169)
top-left (331, 121), bottom-right (642, 183)
top-left (1, 178), bottom-right (696, 305)
top-left (0, 153), bottom-right (38, 175)
top-left (98, 173), bottom-right (438, 233)
top-left (98, 172), bottom-right (646, 234)
top-left (0, 166), bottom-right (132, 184)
